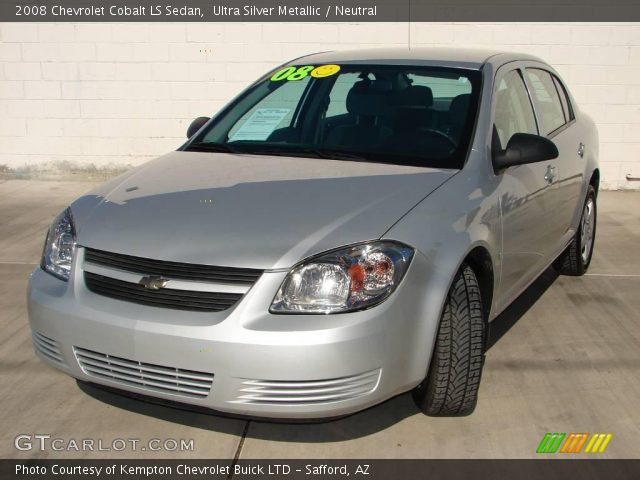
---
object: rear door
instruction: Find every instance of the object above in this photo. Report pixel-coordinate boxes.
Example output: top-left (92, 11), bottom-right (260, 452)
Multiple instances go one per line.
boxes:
top-left (523, 66), bottom-right (585, 255)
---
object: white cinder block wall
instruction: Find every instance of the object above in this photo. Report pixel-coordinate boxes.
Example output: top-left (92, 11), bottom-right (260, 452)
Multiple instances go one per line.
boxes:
top-left (1, 22), bottom-right (639, 189)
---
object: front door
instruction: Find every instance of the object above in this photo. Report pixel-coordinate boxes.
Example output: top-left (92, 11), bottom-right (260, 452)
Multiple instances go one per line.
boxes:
top-left (523, 66), bottom-right (585, 255)
top-left (493, 67), bottom-right (554, 309)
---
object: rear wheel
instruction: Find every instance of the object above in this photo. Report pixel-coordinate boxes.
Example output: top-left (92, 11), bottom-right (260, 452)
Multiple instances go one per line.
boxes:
top-left (412, 263), bottom-right (486, 416)
top-left (554, 185), bottom-right (597, 276)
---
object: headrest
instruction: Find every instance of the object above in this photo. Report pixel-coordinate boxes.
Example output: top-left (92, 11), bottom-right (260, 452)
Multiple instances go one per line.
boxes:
top-left (449, 93), bottom-right (471, 126)
top-left (394, 86), bottom-right (434, 108)
top-left (450, 94), bottom-right (470, 116)
top-left (346, 81), bottom-right (390, 116)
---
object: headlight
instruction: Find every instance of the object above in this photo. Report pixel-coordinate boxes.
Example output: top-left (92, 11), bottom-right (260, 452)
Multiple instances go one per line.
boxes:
top-left (41, 207), bottom-right (76, 281)
top-left (271, 241), bottom-right (414, 314)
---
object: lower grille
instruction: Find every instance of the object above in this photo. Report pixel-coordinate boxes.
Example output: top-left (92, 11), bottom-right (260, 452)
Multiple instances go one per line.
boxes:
top-left (74, 347), bottom-right (214, 399)
top-left (33, 332), bottom-right (64, 365)
top-left (234, 369), bottom-right (381, 405)
top-left (84, 272), bottom-right (243, 312)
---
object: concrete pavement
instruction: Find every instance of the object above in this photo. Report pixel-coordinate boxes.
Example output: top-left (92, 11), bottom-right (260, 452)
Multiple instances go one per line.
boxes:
top-left (1, 180), bottom-right (638, 459)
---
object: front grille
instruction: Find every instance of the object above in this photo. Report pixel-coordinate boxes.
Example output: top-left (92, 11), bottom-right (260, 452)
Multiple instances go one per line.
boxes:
top-left (74, 347), bottom-right (214, 398)
top-left (234, 369), bottom-right (381, 406)
top-left (33, 332), bottom-right (65, 365)
top-left (84, 248), bottom-right (263, 286)
top-left (84, 272), bottom-right (243, 312)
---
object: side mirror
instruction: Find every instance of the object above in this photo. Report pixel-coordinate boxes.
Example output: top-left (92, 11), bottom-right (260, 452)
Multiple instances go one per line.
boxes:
top-left (493, 133), bottom-right (559, 170)
top-left (186, 117), bottom-right (210, 139)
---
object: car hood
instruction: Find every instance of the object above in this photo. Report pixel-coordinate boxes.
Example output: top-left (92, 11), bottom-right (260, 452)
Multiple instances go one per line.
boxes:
top-left (72, 151), bottom-right (455, 270)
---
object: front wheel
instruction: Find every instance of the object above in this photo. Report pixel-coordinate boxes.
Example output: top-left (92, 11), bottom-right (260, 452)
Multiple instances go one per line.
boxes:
top-left (554, 185), bottom-right (597, 276)
top-left (412, 263), bottom-right (486, 416)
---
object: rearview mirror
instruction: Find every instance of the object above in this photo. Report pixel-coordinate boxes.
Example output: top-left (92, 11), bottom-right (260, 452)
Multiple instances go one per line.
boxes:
top-left (187, 117), bottom-right (210, 139)
top-left (493, 133), bottom-right (559, 170)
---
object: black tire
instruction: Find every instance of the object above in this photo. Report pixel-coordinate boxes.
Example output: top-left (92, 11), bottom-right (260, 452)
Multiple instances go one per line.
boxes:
top-left (554, 185), bottom-right (597, 276)
top-left (413, 263), bottom-right (486, 416)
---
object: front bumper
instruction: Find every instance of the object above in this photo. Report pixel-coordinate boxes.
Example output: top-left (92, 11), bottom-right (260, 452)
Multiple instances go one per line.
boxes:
top-left (27, 249), bottom-right (442, 419)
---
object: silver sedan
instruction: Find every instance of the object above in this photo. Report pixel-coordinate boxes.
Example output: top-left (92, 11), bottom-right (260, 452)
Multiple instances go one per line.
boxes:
top-left (28, 48), bottom-right (599, 419)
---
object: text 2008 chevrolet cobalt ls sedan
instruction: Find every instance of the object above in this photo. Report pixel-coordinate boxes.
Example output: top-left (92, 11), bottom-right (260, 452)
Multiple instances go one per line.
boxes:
top-left (28, 48), bottom-right (598, 419)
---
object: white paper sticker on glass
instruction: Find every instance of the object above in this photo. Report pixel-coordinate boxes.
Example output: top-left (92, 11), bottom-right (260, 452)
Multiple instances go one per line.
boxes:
top-left (229, 108), bottom-right (291, 142)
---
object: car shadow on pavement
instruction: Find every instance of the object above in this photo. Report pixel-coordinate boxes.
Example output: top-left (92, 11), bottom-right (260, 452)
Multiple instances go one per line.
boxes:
top-left (77, 267), bottom-right (559, 442)
top-left (486, 266), bottom-right (559, 351)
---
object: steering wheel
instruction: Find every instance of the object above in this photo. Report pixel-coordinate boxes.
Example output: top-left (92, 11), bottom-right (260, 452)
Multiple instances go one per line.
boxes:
top-left (379, 127), bottom-right (458, 157)
top-left (417, 128), bottom-right (458, 151)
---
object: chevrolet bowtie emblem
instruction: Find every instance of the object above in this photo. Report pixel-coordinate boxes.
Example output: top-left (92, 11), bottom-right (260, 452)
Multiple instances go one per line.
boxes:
top-left (139, 275), bottom-right (169, 290)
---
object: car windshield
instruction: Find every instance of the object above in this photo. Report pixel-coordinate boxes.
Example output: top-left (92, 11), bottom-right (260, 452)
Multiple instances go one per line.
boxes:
top-left (185, 64), bottom-right (481, 169)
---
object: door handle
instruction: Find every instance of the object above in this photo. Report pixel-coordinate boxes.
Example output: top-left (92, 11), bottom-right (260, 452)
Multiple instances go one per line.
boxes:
top-left (578, 142), bottom-right (585, 158)
top-left (544, 165), bottom-right (556, 184)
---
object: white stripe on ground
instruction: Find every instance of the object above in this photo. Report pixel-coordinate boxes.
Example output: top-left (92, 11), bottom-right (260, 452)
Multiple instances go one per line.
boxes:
top-left (585, 273), bottom-right (640, 277)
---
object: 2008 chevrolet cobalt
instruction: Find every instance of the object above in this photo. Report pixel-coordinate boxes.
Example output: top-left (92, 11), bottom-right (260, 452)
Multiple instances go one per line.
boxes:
top-left (28, 48), bottom-right (599, 419)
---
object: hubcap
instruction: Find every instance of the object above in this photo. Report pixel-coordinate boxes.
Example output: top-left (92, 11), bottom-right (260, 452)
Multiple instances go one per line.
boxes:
top-left (580, 198), bottom-right (595, 264)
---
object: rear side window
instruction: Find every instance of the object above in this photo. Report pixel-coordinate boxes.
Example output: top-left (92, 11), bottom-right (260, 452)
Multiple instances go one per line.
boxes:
top-left (552, 75), bottom-right (574, 122)
top-left (493, 70), bottom-right (538, 149)
top-left (525, 68), bottom-right (567, 135)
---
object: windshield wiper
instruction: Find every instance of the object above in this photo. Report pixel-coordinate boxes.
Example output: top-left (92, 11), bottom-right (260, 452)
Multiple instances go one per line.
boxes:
top-left (309, 148), bottom-right (369, 161)
top-left (184, 142), bottom-right (243, 154)
top-left (243, 146), bottom-right (369, 162)
top-left (186, 142), bottom-right (382, 164)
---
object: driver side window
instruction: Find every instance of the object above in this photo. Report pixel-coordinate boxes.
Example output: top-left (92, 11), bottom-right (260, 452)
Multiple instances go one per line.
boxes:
top-left (493, 70), bottom-right (538, 150)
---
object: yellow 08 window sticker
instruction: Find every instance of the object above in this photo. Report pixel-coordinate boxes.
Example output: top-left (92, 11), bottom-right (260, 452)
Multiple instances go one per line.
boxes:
top-left (270, 64), bottom-right (341, 82)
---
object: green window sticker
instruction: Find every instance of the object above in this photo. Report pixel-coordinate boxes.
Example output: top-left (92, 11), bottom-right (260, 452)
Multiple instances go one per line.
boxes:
top-left (270, 66), bottom-right (297, 81)
top-left (271, 64), bottom-right (341, 82)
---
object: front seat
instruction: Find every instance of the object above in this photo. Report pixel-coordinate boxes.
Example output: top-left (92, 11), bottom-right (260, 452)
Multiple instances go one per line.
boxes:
top-left (387, 85), bottom-right (436, 132)
top-left (325, 81), bottom-right (390, 149)
top-left (443, 93), bottom-right (470, 138)
top-left (381, 85), bottom-right (454, 158)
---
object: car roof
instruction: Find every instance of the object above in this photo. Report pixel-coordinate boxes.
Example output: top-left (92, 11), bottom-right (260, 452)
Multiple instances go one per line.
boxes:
top-left (290, 47), bottom-right (545, 70)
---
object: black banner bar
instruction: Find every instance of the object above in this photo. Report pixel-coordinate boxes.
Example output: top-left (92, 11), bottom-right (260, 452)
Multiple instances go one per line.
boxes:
top-left (2, 460), bottom-right (640, 480)
top-left (2, 0), bottom-right (640, 22)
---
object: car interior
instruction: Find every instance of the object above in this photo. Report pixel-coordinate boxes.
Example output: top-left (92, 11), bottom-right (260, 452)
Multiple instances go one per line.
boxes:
top-left (320, 77), bottom-right (472, 157)
top-left (265, 71), bottom-right (474, 159)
